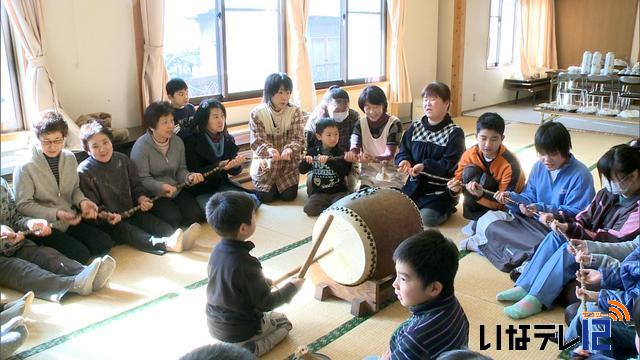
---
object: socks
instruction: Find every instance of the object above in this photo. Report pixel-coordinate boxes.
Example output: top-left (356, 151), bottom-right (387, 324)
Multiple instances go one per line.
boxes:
top-left (0, 317), bottom-right (28, 359)
top-left (165, 229), bottom-right (184, 252)
top-left (0, 292), bottom-right (34, 326)
top-left (72, 258), bottom-right (100, 296)
top-left (459, 235), bottom-right (481, 252)
top-left (93, 255), bottom-right (116, 291)
top-left (461, 221), bottom-right (476, 236)
top-left (503, 295), bottom-right (543, 319)
top-left (182, 223), bottom-right (202, 251)
top-left (496, 286), bottom-right (528, 302)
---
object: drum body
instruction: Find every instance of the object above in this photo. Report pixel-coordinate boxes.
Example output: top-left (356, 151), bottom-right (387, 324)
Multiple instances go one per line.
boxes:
top-left (312, 187), bottom-right (423, 286)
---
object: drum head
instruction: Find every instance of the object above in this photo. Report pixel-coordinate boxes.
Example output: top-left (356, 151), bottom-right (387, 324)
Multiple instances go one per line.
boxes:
top-left (312, 210), bottom-right (374, 286)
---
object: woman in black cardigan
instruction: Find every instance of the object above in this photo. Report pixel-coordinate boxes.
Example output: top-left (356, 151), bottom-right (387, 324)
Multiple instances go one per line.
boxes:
top-left (184, 99), bottom-right (259, 211)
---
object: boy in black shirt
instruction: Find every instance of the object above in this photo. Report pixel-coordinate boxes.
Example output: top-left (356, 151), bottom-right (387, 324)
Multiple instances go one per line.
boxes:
top-left (205, 191), bottom-right (304, 356)
top-left (166, 78), bottom-right (197, 139)
top-left (299, 118), bottom-right (352, 216)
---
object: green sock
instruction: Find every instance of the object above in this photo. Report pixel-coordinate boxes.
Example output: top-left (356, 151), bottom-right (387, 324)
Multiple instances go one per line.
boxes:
top-left (496, 286), bottom-right (528, 302)
top-left (503, 295), bottom-right (543, 319)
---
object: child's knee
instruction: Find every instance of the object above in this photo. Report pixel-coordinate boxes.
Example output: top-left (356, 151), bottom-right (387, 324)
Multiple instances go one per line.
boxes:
top-left (462, 164), bottom-right (483, 183)
top-left (420, 208), bottom-right (448, 227)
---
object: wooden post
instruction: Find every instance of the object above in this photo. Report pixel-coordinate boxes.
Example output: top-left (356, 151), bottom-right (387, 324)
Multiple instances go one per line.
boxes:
top-left (450, 0), bottom-right (466, 117)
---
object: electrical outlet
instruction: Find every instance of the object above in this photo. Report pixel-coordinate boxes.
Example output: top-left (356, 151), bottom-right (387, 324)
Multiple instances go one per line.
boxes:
top-left (473, 93), bottom-right (477, 102)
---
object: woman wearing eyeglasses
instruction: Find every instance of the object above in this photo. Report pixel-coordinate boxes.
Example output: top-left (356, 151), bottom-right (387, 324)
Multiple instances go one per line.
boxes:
top-left (12, 111), bottom-right (114, 264)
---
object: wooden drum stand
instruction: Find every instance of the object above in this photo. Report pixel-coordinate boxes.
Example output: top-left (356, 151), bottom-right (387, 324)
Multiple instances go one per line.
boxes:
top-left (310, 264), bottom-right (396, 317)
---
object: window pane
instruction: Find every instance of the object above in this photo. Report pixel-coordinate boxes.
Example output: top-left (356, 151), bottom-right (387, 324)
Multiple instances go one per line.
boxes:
top-left (486, 16), bottom-right (499, 67)
top-left (499, 0), bottom-right (516, 64)
top-left (307, 0), bottom-right (341, 82)
top-left (164, 0), bottom-right (219, 97)
top-left (348, 0), bottom-right (381, 13)
top-left (347, 12), bottom-right (382, 79)
top-left (1, 30), bottom-right (19, 132)
top-left (225, 0), bottom-right (280, 93)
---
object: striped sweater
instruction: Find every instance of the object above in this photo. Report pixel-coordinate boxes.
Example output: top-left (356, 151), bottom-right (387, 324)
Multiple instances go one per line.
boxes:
top-left (390, 294), bottom-right (469, 360)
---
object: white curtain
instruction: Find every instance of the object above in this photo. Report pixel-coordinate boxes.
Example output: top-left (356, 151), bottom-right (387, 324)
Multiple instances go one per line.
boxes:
top-left (519, 0), bottom-right (558, 78)
top-left (140, 0), bottom-right (169, 108)
top-left (285, 0), bottom-right (316, 112)
top-left (386, 0), bottom-right (412, 103)
top-left (3, 0), bottom-right (81, 149)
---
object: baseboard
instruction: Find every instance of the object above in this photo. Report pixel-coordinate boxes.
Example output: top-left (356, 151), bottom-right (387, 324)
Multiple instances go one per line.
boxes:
top-left (461, 94), bottom-right (542, 115)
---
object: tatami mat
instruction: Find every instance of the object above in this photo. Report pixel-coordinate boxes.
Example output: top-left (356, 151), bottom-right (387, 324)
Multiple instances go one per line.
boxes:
top-left (2, 119), bottom-right (634, 359)
top-left (456, 254), bottom-right (565, 324)
top-left (318, 293), bottom-right (564, 360)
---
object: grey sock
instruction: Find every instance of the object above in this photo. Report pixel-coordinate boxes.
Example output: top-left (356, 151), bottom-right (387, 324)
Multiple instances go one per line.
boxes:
top-left (72, 258), bottom-right (100, 296)
top-left (0, 323), bottom-right (28, 359)
top-left (0, 300), bottom-right (27, 327)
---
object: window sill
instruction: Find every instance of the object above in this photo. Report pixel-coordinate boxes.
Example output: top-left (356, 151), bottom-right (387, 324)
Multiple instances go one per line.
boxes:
top-left (193, 81), bottom-right (390, 108)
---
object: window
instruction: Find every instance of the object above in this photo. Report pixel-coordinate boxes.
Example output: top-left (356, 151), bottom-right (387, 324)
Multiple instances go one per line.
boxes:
top-left (487, 0), bottom-right (516, 68)
top-left (163, 0), bottom-right (283, 99)
top-left (1, 4), bottom-right (24, 132)
top-left (307, 0), bottom-right (386, 86)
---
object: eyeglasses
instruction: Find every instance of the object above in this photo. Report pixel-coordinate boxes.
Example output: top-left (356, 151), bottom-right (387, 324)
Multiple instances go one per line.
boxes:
top-left (616, 172), bottom-right (633, 186)
top-left (39, 138), bottom-right (65, 146)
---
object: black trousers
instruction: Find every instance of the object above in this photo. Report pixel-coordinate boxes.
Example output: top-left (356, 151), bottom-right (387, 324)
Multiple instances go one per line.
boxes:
top-left (99, 212), bottom-right (175, 255)
top-left (461, 164), bottom-right (499, 221)
top-left (150, 190), bottom-right (204, 228)
top-left (255, 185), bottom-right (298, 203)
top-left (29, 222), bottom-right (114, 264)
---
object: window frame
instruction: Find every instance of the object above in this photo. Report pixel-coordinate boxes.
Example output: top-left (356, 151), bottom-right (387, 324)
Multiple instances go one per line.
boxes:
top-left (486, 0), bottom-right (517, 69)
top-left (1, 3), bottom-right (25, 133)
top-left (179, 0), bottom-right (286, 104)
top-left (175, 0), bottom-right (387, 103)
top-left (310, 0), bottom-right (387, 90)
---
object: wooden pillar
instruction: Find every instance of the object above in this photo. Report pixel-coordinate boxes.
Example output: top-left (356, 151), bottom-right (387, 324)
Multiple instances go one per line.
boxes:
top-left (132, 0), bottom-right (145, 125)
top-left (450, 0), bottom-right (465, 117)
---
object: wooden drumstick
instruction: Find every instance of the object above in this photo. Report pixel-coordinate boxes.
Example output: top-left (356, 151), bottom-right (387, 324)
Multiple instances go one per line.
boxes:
top-left (271, 247), bottom-right (334, 286)
top-left (298, 214), bottom-right (334, 279)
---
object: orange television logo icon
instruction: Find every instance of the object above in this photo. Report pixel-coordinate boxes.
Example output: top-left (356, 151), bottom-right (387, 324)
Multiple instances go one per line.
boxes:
top-left (607, 300), bottom-right (631, 322)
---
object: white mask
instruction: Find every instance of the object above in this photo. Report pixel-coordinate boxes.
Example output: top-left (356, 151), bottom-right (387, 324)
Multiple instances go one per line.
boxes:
top-left (332, 111), bottom-right (349, 123)
top-left (602, 177), bottom-right (622, 195)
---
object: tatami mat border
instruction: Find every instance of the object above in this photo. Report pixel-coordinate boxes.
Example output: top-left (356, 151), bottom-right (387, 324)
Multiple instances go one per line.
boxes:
top-left (15, 123), bottom-right (611, 359)
top-left (11, 237), bottom-right (313, 359)
top-left (284, 251), bottom-right (471, 359)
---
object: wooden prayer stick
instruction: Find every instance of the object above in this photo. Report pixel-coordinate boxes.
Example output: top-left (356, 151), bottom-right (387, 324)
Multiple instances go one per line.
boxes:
top-left (417, 171), bottom-right (450, 182)
top-left (555, 229), bottom-right (588, 312)
top-left (119, 166), bottom-right (226, 219)
top-left (298, 215), bottom-right (334, 279)
top-left (417, 171), bottom-right (541, 212)
top-left (1, 211), bottom-right (110, 240)
top-left (271, 247), bottom-right (334, 286)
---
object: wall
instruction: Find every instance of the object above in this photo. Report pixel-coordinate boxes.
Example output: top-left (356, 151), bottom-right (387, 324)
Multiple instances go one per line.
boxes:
top-left (436, 0), bottom-right (453, 86)
top-left (42, 0), bottom-right (141, 130)
top-left (404, 0), bottom-right (439, 118)
top-left (555, 0), bottom-right (638, 69)
top-left (461, 0), bottom-right (519, 112)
